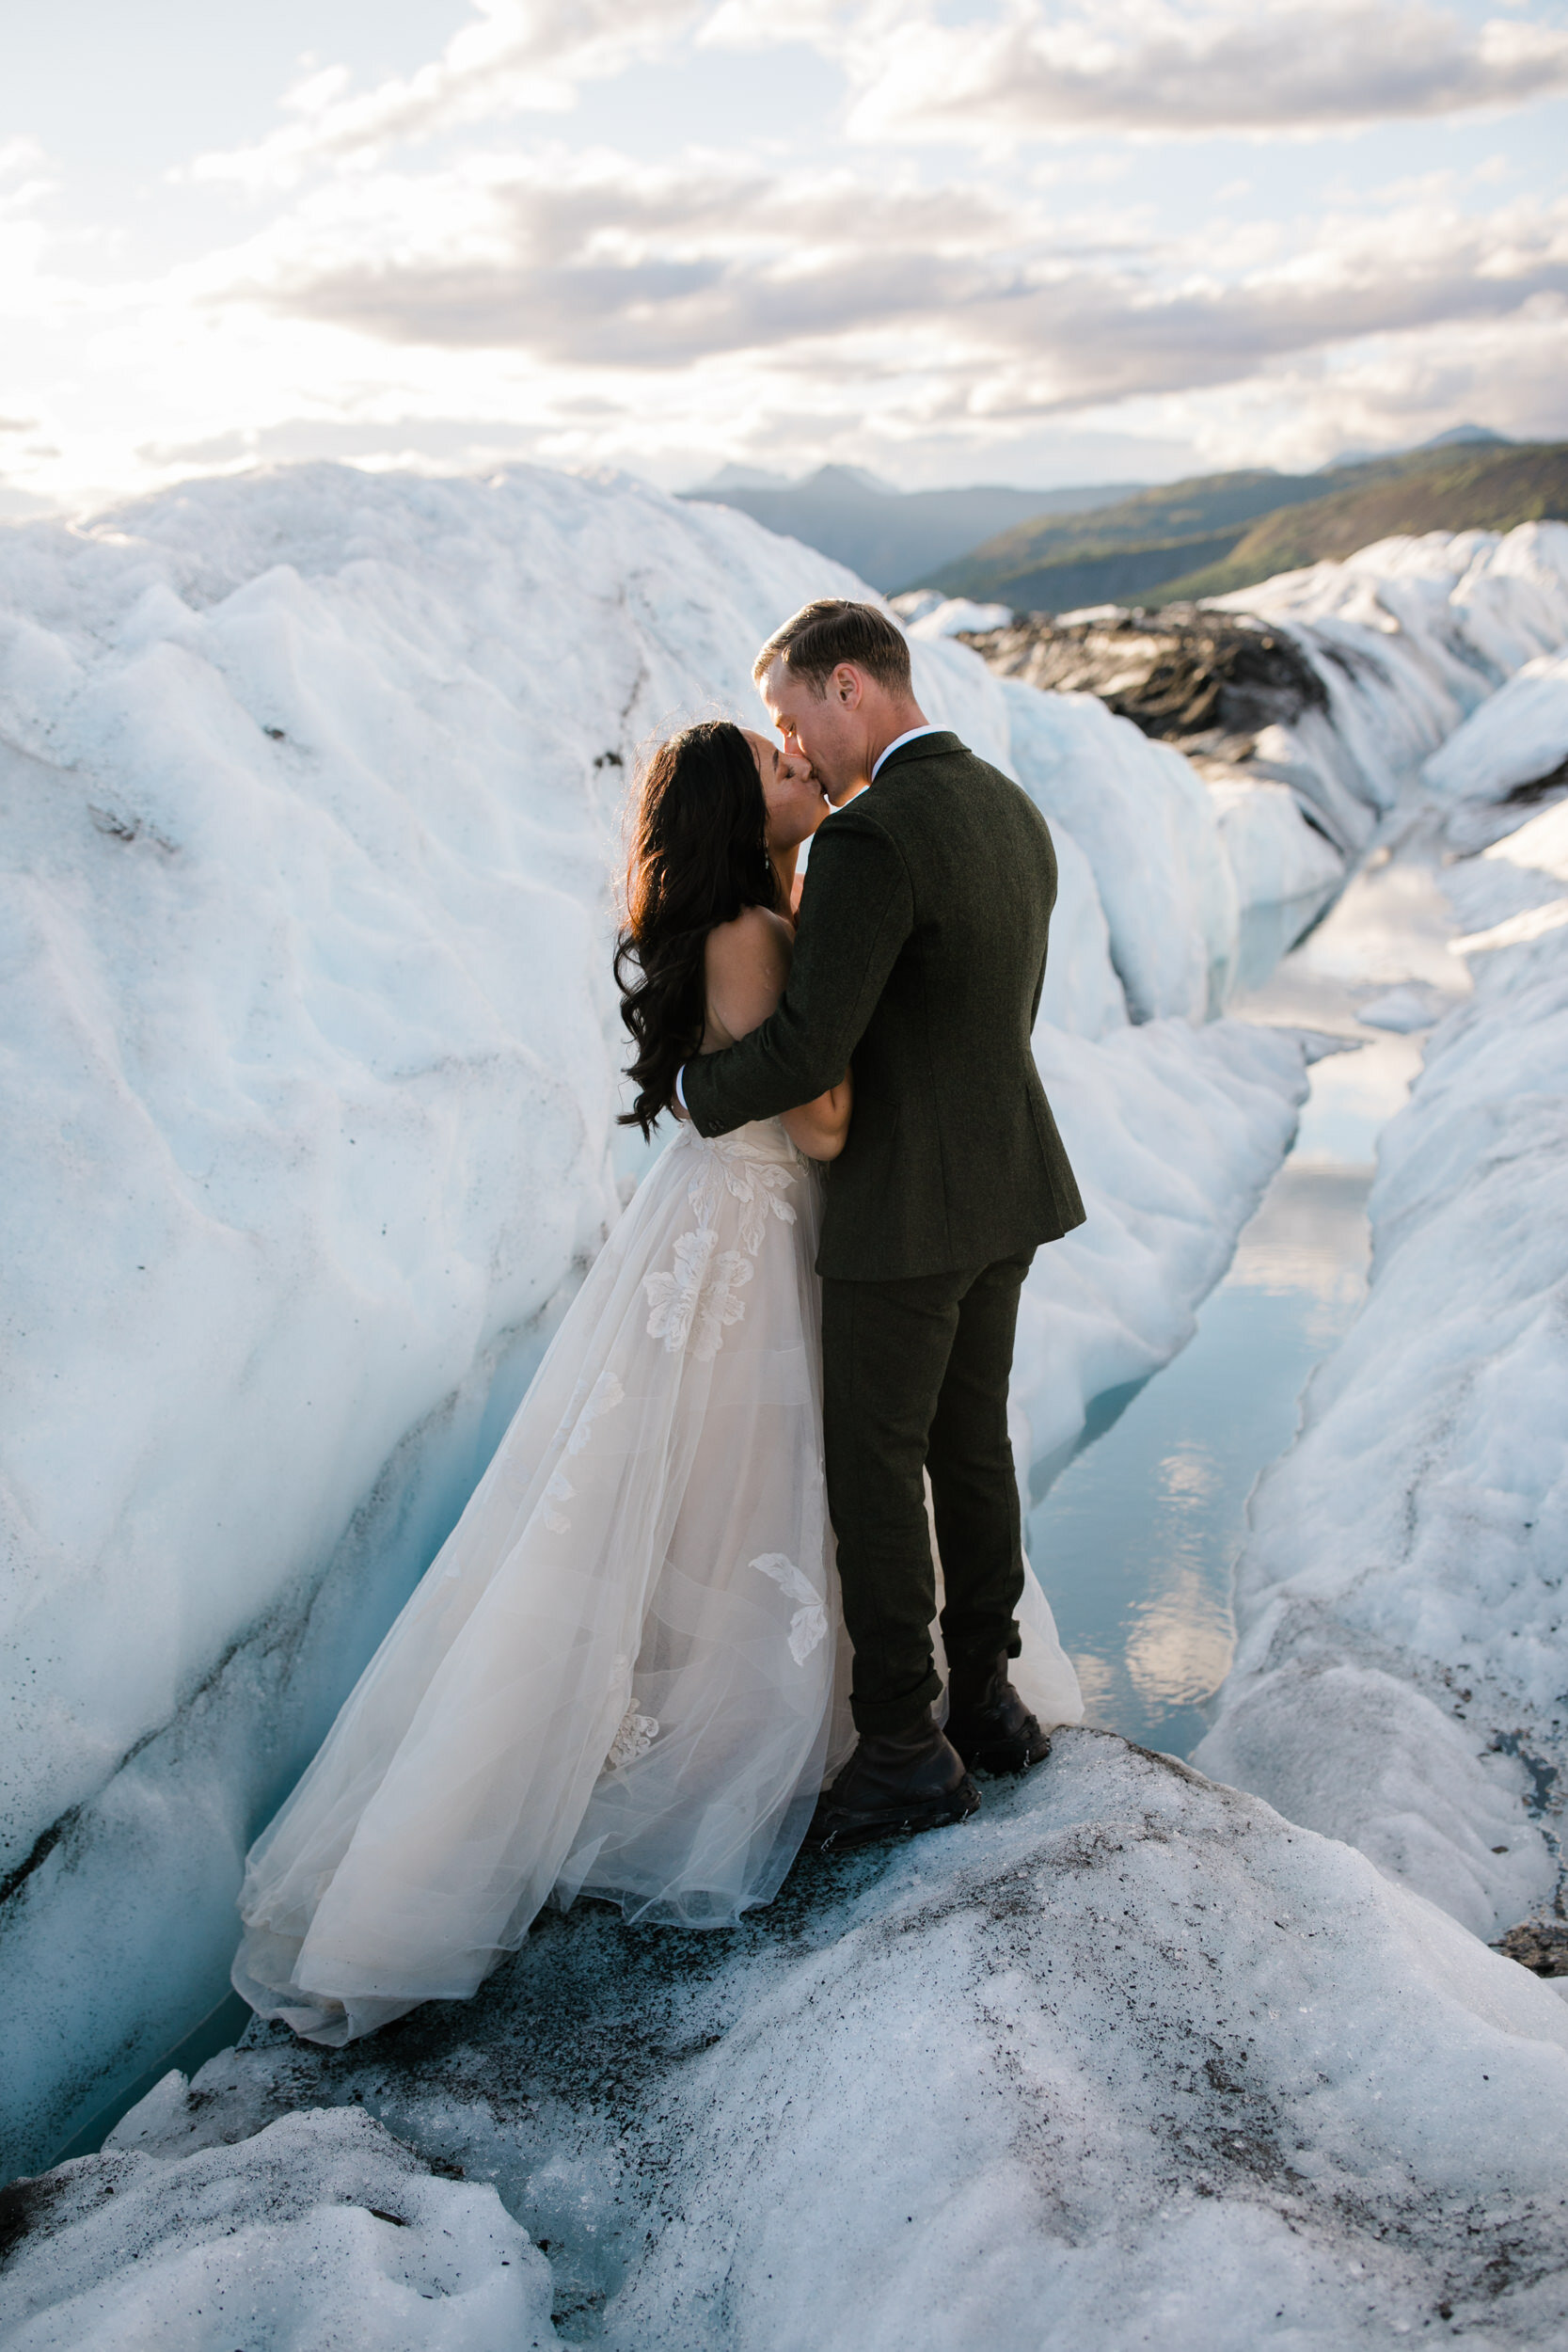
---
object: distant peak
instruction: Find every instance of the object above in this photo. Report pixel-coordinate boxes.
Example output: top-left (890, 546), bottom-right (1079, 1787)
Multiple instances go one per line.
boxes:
top-left (800, 465), bottom-right (898, 497)
top-left (1323, 422), bottom-right (1513, 470)
top-left (1415, 424), bottom-right (1511, 451)
top-left (687, 463), bottom-right (790, 492)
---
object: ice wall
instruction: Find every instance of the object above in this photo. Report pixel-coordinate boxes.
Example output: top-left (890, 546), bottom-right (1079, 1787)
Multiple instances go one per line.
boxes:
top-left (1211, 522), bottom-right (1568, 853)
top-left (1197, 679), bottom-right (1568, 1941)
top-left (1000, 676), bottom-right (1239, 1022)
top-left (0, 463), bottom-right (1309, 2177)
top-left (1425, 646), bottom-right (1568, 854)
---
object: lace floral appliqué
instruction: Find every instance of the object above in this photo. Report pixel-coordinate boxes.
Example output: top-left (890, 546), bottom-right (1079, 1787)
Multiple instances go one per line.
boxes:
top-left (752, 1552), bottom-right (829, 1664)
top-left (644, 1228), bottom-right (752, 1362)
top-left (686, 1136), bottom-right (800, 1258)
top-left (606, 1706), bottom-right (660, 1769)
top-left (603, 1651), bottom-right (658, 1770)
top-left (643, 1135), bottom-right (800, 1362)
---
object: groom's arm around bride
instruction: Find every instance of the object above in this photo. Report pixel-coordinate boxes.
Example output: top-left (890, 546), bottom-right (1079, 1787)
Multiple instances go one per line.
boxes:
top-left (683, 599), bottom-right (1085, 1845)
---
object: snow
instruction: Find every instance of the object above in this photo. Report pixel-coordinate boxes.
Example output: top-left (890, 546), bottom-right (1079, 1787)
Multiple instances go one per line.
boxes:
top-left (1197, 861), bottom-right (1568, 1946)
top-left (0, 460), bottom-right (1312, 2179)
top-left (11, 1736), bottom-right (1568, 2348)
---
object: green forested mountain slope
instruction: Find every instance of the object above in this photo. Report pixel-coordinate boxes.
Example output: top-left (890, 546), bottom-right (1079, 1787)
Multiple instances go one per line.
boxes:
top-left (925, 441), bottom-right (1568, 613)
top-left (1148, 443), bottom-right (1568, 604)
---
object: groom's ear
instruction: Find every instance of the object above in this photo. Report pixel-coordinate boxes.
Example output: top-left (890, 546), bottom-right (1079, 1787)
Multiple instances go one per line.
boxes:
top-left (831, 662), bottom-right (863, 707)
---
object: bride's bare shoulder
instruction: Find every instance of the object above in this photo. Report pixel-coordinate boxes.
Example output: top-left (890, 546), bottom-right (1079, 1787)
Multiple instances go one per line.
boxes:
top-left (704, 905), bottom-right (792, 1042)
top-left (705, 903), bottom-right (791, 975)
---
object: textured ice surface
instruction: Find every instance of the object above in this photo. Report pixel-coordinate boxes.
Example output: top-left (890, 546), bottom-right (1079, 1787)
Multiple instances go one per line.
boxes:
top-left (1000, 675), bottom-right (1241, 1021)
top-left (893, 590), bottom-right (1015, 639)
top-left (0, 462), bottom-right (1313, 2173)
top-left (12, 1736), bottom-right (1568, 2350)
top-left (1015, 1019), bottom-right (1309, 1466)
top-left (1354, 981), bottom-right (1453, 1032)
top-left (0, 2105), bottom-right (554, 2350)
top-left (1027, 821), bottom-right (1129, 1041)
top-left (1198, 889), bottom-right (1568, 1942)
top-left (0, 462), bottom-right (894, 2171)
top-left (1212, 522), bottom-right (1568, 853)
top-left (1205, 776), bottom-right (1344, 915)
top-left (1426, 648), bottom-right (1568, 813)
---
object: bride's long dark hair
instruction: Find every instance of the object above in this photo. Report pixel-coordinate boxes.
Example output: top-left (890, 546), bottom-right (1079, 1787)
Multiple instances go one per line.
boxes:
top-left (615, 720), bottom-right (782, 1138)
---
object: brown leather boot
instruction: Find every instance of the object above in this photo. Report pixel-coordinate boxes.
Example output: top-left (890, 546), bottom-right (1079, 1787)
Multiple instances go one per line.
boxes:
top-left (805, 1713), bottom-right (979, 1851)
top-left (945, 1650), bottom-right (1052, 1776)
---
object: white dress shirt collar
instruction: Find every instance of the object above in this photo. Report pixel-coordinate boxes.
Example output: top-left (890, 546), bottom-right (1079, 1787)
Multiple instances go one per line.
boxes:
top-left (870, 724), bottom-right (942, 783)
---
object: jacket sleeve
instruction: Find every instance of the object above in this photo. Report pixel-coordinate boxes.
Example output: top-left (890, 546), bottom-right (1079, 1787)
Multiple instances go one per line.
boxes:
top-left (683, 809), bottom-right (913, 1137)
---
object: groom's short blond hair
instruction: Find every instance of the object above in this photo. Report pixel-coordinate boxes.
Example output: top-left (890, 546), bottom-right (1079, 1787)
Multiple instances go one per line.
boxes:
top-left (753, 599), bottom-right (912, 696)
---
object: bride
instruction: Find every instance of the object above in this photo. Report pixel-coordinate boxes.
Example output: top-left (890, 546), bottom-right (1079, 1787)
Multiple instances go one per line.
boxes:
top-left (232, 719), bottom-right (1078, 2047)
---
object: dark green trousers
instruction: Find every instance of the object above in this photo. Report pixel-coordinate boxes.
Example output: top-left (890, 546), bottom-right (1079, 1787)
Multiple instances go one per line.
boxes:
top-left (820, 1253), bottom-right (1034, 1737)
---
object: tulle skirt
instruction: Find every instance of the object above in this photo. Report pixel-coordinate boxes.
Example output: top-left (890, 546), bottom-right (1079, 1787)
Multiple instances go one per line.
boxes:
top-left (232, 1119), bottom-right (1082, 2045)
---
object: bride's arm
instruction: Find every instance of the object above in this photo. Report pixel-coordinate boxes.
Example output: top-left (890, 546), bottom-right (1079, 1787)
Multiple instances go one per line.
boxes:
top-left (780, 1071), bottom-right (851, 1161)
top-left (704, 910), bottom-right (852, 1162)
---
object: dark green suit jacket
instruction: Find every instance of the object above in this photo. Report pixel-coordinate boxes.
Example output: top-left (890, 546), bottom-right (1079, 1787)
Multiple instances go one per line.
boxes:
top-left (682, 731), bottom-right (1085, 1280)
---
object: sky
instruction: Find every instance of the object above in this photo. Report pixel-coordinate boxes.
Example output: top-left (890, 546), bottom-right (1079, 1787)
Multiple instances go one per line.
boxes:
top-left (3, 0), bottom-right (1567, 515)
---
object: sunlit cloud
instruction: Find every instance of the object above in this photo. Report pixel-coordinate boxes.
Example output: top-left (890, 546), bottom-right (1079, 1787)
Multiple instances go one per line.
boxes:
top-left (218, 145), bottom-right (1568, 422)
top-left (2, 0), bottom-right (1566, 509)
top-left (717, 0), bottom-right (1568, 144)
top-left (189, 0), bottom-right (705, 190)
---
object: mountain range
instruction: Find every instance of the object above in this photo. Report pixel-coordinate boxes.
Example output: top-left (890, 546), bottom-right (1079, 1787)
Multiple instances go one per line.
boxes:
top-left (680, 429), bottom-right (1568, 617)
top-left (675, 465), bottom-right (1142, 591)
top-left (922, 433), bottom-right (1568, 613)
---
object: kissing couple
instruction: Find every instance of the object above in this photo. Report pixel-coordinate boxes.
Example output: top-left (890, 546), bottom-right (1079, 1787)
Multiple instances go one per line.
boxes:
top-left (233, 598), bottom-right (1086, 2046)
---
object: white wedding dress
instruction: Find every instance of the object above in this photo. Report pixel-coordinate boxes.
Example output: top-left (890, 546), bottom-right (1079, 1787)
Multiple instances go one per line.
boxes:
top-left (232, 1118), bottom-right (1083, 2045)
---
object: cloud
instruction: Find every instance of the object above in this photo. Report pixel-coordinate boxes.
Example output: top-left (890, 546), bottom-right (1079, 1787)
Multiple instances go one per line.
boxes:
top-left (968, 196), bottom-right (1568, 406)
top-left (190, 0), bottom-right (703, 190)
top-left (9, 0), bottom-right (1568, 514)
top-left (760, 0), bottom-right (1568, 143)
top-left (189, 0), bottom-right (1568, 193)
top-left (0, 136), bottom-right (51, 183)
top-left (211, 150), bottom-right (1024, 364)
top-left (217, 141), bottom-right (1568, 423)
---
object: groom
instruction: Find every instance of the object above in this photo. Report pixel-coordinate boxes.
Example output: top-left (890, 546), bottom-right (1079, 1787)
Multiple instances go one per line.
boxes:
top-left (681, 599), bottom-right (1085, 1845)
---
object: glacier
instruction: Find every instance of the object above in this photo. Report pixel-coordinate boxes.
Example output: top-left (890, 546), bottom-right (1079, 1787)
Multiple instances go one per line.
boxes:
top-left (0, 461), bottom-right (1314, 2180)
top-left (9, 1740), bottom-right (1568, 2348)
top-left (6, 471), bottom-right (1568, 2346)
top-left (1427, 645), bottom-right (1568, 834)
top-left (0, 2106), bottom-right (554, 2351)
top-left (1197, 651), bottom-right (1568, 1947)
top-left (1210, 524), bottom-right (1568, 855)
